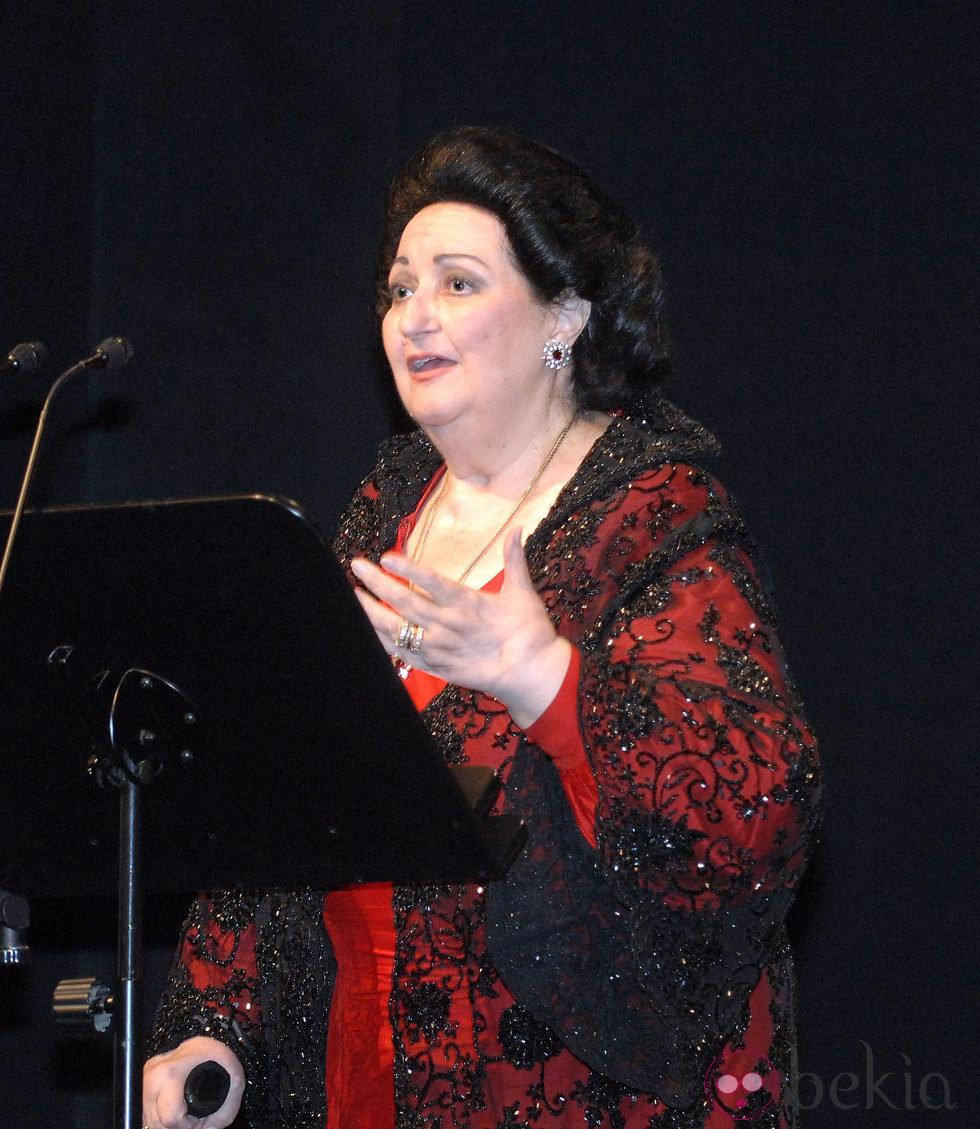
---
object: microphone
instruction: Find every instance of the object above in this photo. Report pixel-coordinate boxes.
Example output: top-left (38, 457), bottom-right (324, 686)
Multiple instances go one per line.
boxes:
top-left (81, 335), bottom-right (134, 371)
top-left (2, 341), bottom-right (48, 375)
top-left (0, 336), bottom-right (134, 601)
top-left (184, 1060), bottom-right (232, 1118)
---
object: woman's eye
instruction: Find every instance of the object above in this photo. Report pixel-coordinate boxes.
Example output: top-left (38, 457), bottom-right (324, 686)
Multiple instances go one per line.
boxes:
top-left (447, 277), bottom-right (472, 293)
top-left (389, 283), bottom-right (413, 301)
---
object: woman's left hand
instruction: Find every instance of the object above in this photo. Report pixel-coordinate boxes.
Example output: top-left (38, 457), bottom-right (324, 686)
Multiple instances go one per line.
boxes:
top-left (350, 528), bottom-right (571, 728)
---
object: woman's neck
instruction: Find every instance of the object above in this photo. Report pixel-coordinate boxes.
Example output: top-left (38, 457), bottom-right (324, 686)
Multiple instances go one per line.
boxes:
top-left (425, 398), bottom-right (582, 491)
top-left (408, 410), bottom-right (610, 589)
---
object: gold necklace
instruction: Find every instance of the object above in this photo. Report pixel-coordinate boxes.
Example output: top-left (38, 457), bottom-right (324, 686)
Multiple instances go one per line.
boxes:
top-left (412, 415), bottom-right (576, 584)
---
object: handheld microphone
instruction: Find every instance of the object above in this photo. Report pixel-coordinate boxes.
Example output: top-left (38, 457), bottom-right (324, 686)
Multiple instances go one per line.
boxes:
top-left (1, 341), bottom-right (48, 375)
top-left (0, 336), bottom-right (134, 601)
top-left (184, 1060), bottom-right (232, 1118)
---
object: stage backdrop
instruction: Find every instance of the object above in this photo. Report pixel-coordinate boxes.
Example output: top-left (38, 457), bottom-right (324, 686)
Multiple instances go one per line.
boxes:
top-left (1, 3), bottom-right (974, 1126)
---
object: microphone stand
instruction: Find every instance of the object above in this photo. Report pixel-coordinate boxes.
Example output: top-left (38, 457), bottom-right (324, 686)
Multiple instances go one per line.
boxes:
top-left (0, 337), bottom-right (140, 1128)
top-left (0, 336), bottom-right (132, 601)
top-left (0, 344), bottom-right (46, 974)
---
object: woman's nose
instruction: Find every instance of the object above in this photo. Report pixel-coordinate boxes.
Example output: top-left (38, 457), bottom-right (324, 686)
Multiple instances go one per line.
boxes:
top-left (397, 288), bottom-right (437, 338)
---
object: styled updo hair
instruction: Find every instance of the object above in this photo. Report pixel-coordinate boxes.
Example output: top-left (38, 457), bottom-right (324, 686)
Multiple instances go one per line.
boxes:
top-left (377, 126), bottom-right (671, 413)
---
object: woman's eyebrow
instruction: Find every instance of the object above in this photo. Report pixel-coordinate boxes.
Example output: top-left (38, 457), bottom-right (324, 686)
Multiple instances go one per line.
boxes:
top-left (390, 253), bottom-right (490, 267)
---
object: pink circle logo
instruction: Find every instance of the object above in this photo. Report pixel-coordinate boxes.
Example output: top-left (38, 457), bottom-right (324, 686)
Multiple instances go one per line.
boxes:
top-left (704, 1050), bottom-right (779, 1120)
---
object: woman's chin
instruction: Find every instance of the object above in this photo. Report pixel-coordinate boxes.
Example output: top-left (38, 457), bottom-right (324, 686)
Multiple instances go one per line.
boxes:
top-left (401, 399), bottom-right (468, 434)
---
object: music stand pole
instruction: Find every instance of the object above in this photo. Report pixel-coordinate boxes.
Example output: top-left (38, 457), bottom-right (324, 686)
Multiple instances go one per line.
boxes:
top-left (47, 651), bottom-right (200, 1129)
top-left (116, 778), bottom-right (143, 1129)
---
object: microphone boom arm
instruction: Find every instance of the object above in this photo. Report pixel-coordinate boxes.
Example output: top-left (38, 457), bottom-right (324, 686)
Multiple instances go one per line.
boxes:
top-left (0, 337), bottom-right (133, 600)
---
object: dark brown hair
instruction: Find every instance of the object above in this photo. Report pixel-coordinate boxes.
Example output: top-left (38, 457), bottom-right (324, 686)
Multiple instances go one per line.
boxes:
top-left (377, 126), bottom-right (672, 412)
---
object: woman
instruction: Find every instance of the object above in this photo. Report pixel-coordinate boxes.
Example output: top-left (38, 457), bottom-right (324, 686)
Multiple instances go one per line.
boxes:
top-left (144, 127), bottom-right (820, 1129)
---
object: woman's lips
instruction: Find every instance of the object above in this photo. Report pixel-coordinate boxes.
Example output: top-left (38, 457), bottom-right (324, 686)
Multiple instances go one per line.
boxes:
top-left (407, 354), bottom-right (456, 379)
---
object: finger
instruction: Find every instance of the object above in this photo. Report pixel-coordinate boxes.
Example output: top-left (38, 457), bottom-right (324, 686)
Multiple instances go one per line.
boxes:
top-left (151, 1090), bottom-right (196, 1129)
top-left (501, 526), bottom-right (534, 591)
top-left (350, 558), bottom-right (419, 616)
top-left (350, 556), bottom-right (425, 608)
top-left (354, 589), bottom-right (443, 667)
top-left (376, 552), bottom-right (469, 605)
top-left (350, 561), bottom-right (441, 632)
top-left (353, 587), bottom-right (403, 645)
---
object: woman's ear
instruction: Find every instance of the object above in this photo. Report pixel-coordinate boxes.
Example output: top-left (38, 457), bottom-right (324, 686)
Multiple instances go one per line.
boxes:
top-left (552, 291), bottom-right (592, 346)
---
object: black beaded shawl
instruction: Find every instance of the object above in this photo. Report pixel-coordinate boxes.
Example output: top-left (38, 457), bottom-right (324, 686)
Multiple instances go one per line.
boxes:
top-left (149, 404), bottom-right (821, 1127)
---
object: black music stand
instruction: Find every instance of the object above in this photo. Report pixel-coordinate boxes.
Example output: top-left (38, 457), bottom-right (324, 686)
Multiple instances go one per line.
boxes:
top-left (0, 495), bottom-right (524, 1129)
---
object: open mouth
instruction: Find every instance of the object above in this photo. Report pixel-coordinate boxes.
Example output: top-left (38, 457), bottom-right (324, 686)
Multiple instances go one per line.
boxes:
top-left (409, 355), bottom-right (455, 374)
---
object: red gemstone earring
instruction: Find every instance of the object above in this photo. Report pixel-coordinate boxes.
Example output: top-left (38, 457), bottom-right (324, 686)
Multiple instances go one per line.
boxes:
top-left (542, 337), bottom-right (572, 370)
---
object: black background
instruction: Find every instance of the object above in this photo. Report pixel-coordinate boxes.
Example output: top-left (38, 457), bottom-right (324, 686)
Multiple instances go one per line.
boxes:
top-left (1, 3), bottom-right (975, 1125)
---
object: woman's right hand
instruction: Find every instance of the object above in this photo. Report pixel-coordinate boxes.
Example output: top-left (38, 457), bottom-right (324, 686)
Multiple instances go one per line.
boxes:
top-left (142, 1035), bottom-right (245, 1129)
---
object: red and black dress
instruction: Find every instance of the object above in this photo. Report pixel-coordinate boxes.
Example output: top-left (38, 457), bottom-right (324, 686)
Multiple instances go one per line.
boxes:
top-left (149, 406), bottom-right (821, 1129)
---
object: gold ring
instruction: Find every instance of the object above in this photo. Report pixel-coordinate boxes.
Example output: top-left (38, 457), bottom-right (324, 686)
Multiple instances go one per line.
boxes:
top-left (407, 623), bottom-right (425, 654)
top-left (394, 619), bottom-right (424, 654)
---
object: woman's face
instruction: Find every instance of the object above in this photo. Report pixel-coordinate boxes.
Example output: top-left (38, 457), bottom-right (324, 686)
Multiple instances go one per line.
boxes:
top-left (382, 202), bottom-right (567, 436)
